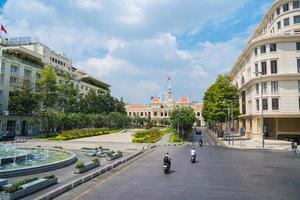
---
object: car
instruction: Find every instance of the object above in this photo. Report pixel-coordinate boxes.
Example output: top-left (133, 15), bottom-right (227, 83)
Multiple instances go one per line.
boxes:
top-left (0, 131), bottom-right (15, 141)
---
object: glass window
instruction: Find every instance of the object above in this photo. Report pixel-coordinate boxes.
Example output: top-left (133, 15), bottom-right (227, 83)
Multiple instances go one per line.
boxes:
top-left (277, 21), bottom-right (281, 30)
top-left (298, 80), bottom-right (300, 92)
top-left (10, 65), bottom-right (20, 74)
top-left (262, 82), bottom-right (267, 93)
top-left (262, 99), bottom-right (268, 111)
top-left (261, 62), bottom-right (267, 75)
top-left (297, 42), bottom-right (300, 50)
top-left (256, 83), bottom-right (259, 94)
top-left (272, 98), bottom-right (279, 110)
top-left (284, 18), bottom-right (290, 26)
top-left (255, 63), bottom-right (259, 77)
top-left (293, 1), bottom-right (300, 9)
top-left (298, 59), bottom-right (300, 73)
top-left (294, 15), bottom-right (300, 24)
top-left (283, 3), bottom-right (289, 12)
top-left (254, 48), bottom-right (258, 56)
top-left (270, 44), bottom-right (277, 52)
top-left (271, 81), bottom-right (279, 93)
top-left (256, 99), bottom-right (260, 111)
top-left (24, 69), bottom-right (32, 78)
top-left (260, 45), bottom-right (266, 54)
top-left (271, 60), bottom-right (278, 74)
top-left (299, 98), bottom-right (300, 110)
top-left (276, 7), bottom-right (281, 15)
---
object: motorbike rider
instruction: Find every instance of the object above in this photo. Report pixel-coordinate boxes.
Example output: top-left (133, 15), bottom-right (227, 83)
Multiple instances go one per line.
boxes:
top-left (191, 147), bottom-right (197, 157)
top-left (163, 153), bottom-right (171, 168)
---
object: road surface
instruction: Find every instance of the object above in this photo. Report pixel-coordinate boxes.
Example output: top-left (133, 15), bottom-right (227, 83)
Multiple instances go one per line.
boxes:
top-left (57, 128), bottom-right (300, 200)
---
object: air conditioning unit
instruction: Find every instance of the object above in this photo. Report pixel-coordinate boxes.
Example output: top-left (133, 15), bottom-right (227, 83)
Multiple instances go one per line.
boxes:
top-left (3, 110), bottom-right (9, 116)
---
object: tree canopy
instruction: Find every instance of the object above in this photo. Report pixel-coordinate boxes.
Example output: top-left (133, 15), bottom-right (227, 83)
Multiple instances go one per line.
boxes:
top-left (202, 74), bottom-right (239, 125)
top-left (169, 106), bottom-right (196, 138)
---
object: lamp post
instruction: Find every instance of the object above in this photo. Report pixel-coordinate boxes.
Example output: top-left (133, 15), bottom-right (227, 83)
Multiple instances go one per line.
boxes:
top-left (254, 71), bottom-right (265, 148)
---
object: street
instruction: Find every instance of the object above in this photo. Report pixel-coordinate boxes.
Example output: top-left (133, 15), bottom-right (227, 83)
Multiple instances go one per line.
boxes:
top-left (57, 128), bottom-right (300, 200)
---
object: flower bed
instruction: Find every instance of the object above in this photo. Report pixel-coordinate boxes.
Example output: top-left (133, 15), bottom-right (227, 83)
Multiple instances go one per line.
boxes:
top-left (52, 128), bottom-right (110, 140)
top-left (132, 128), bottom-right (164, 143)
top-left (0, 175), bottom-right (58, 200)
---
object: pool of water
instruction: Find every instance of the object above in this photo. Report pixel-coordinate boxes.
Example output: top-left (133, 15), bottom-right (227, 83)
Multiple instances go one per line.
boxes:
top-left (0, 149), bottom-right (72, 171)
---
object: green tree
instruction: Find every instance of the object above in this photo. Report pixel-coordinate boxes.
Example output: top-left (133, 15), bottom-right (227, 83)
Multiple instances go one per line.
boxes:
top-left (79, 89), bottom-right (115, 114)
top-left (57, 74), bottom-right (79, 112)
top-left (170, 106), bottom-right (196, 138)
top-left (114, 97), bottom-right (126, 114)
top-left (8, 79), bottom-right (39, 115)
top-left (38, 66), bottom-right (57, 108)
top-left (202, 74), bottom-right (239, 126)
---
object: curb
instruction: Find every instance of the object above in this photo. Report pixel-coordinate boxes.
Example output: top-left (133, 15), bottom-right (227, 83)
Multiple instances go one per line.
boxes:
top-left (35, 150), bottom-right (146, 200)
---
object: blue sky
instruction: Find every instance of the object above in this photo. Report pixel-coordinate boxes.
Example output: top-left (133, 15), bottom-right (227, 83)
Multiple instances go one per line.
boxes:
top-left (0, 0), bottom-right (274, 104)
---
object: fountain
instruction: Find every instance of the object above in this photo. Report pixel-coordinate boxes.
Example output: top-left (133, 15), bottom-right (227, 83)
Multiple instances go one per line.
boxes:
top-left (0, 144), bottom-right (77, 177)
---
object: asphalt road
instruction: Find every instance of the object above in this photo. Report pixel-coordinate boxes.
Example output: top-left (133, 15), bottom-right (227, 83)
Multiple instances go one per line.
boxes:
top-left (57, 128), bottom-right (300, 200)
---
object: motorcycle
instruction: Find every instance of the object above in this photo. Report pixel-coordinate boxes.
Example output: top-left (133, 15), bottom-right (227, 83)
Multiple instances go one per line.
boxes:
top-left (191, 155), bottom-right (196, 163)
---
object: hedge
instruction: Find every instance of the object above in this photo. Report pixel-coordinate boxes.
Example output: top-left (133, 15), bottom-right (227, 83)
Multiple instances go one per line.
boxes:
top-left (52, 128), bottom-right (110, 141)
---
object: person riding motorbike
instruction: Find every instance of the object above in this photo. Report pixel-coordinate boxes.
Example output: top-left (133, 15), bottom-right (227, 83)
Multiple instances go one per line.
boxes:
top-left (163, 153), bottom-right (171, 169)
top-left (190, 148), bottom-right (197, 163)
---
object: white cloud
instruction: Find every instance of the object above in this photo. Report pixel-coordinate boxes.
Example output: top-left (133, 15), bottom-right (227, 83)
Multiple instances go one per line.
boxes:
top-left (0, 0), bottom-right (249, 103)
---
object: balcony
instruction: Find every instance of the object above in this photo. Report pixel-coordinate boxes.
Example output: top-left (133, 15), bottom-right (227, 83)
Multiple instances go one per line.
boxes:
top-left (2, 52), bottom-right (44, 69)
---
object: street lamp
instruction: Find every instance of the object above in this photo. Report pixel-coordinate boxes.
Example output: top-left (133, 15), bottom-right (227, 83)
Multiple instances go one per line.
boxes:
top-left (254, 71), bottom-right (265, 148)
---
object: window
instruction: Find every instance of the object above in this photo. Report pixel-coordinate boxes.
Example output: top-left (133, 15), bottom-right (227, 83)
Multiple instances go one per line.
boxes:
top-left (271, 81), bottom-right (279, 93)
top-left (277, 21), bottom-right (281, 30)
top-left (272, 98), bottom-right (279, 110)
top-left (299, 98), bottom-right (300, 110)
top-left (24, 69), bottom-right (32, 79)
top-left (293, 1), bottom-right (300, 9)
top-left (10, 65), bottom-right (19, 74)
top-left (283, 3), bottom-right (289, 12)
top-left (154, 112), bottom-right (157, 116)
top-left (241, 76), bottom-right (245, 85)
top-left (129, 112), bottom-right (131, 116)
top-left (9, 76), bottom-right (19, 84)
top-left (284, 18), bottom-right (290, 26)
top-left (261, 62), bottom-right (267, 75)
top-left (270, 44), bottom-right (277, 52)
top-left (140, 112), bottom-right (143, 116)
top-left (297, 42), bottom-right (300, 50)
top-left (164, 112), bottom-right (167, 117)
top-left (254, 48), bottom-right (258, 56)
top-left (256, 83), bottom-right (259, 94)
top-left (260, 45), bottom-right (266, 54)
top-left (276, 7), bottom-right (281, 15)
top-left (255, 63), bottom-right (259, 77)
top-left (298, 80), bottom-right (300, 92)
top-left (262, 99), bottom-right (268, 110)
top-left (294, 15), bottom-right (300, 24)
top-left (298, 59), bottom-right (300, 73)
top-left (262, 82), bottom-right (267, 93)
top-left (197, 112), bottom-right (200, 117)
top-left (271, 60), bottom-right (278, 74)
top-left (256, 99), bottom-right (260, 111)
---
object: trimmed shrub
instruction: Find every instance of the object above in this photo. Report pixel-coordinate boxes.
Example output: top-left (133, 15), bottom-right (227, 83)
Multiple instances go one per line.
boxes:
top-left (75, 162), bottom-right (85, 169)
top-left (4, 177), bottom-right (39, 193)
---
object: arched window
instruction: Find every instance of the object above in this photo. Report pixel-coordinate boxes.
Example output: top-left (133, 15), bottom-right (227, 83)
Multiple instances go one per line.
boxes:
top-left (241, 76), bottom-right (245, 85)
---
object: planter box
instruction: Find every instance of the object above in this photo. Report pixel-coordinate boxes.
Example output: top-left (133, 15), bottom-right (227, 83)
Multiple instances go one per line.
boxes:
top-left (106, 152), bottom-right (123, 161)
top-left (74, 162), bottom-right (100, 174)
top-left (22, 177), bottom-right (58, 195)
top-left (0, 189), bottom-right (26, 200)
top-left (0, 179), bottom-right (8, 190)
top-left (0, 178), bottom-right (58, 200)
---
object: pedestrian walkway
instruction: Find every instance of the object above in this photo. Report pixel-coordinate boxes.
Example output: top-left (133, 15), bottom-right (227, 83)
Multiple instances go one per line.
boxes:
top-left (156, 133), bottom-right (171, 145)
top-left (207, 129), bottom-right (293, 151)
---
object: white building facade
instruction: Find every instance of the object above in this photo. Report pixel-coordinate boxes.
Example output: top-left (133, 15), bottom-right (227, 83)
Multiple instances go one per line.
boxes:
top-left (230, 0), bottom-right (300, 140)
top-left (0, 37), bottom-right (110, 136)
top-left (126, 85), bottom-right (204, 126)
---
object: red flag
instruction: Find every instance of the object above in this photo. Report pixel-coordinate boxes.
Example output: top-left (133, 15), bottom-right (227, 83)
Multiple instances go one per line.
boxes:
top-left (1, 25), bottom-right (7, 34)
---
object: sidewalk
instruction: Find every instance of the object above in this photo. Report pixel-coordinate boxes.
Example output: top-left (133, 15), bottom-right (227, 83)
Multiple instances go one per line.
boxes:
top-left (207, 129), bottom-right (293, 151)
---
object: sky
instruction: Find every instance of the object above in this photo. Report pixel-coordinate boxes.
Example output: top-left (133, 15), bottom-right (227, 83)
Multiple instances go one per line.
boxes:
top-left (0, 0), bottom-right (274, 104)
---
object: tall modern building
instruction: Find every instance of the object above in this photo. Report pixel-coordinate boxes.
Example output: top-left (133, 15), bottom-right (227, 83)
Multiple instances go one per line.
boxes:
top-left (230, 0), bottom-right (300, 140)
top-left (0, 37), bottom-right (110, 136)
